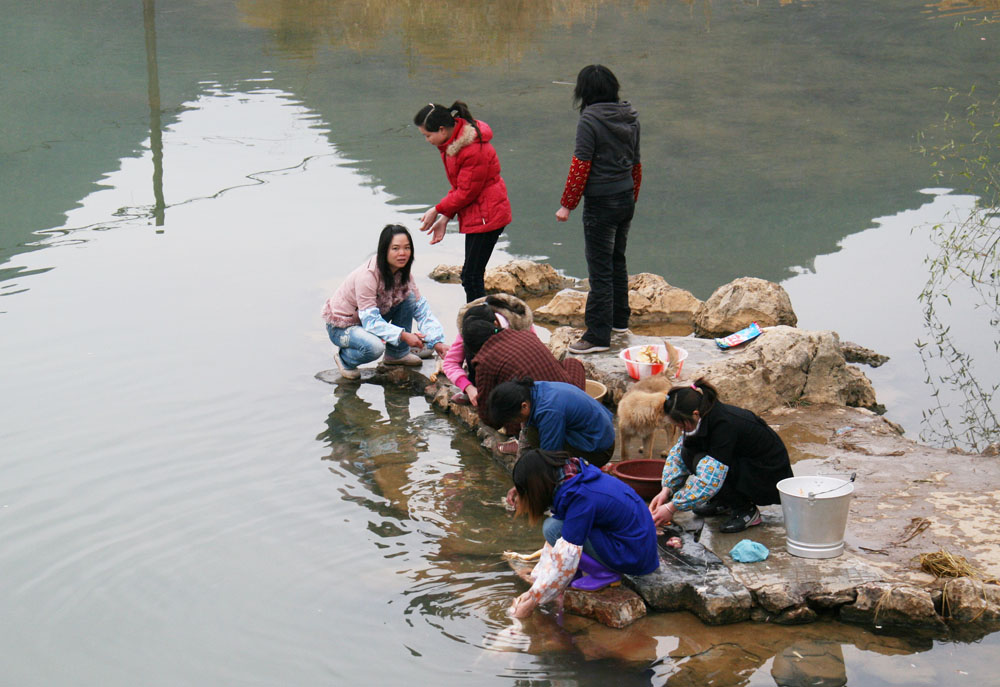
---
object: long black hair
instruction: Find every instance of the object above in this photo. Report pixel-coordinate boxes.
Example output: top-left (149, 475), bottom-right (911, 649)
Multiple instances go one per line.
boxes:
top-left (375, 224), bottom-right (414, 288)
top-left (488, 378), bottom-right (534, 428)
top-left (573, 64), bottom-right (620, 113)
top-left (460, 304), bottom-right (498, 384)
top-left (512, 449), bottom-right (571, 523)
top-left (663, 377), bottom-right (719, 425)
top-left (413, 101), bottom-right (481, 141)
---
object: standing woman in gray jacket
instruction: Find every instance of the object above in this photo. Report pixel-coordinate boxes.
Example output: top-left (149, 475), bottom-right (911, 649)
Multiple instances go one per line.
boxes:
top-left (556, 65), bottom-right (641, 355)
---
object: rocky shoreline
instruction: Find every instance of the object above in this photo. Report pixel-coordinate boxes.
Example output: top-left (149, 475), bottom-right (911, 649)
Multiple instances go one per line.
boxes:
top-left (327, 260), bottom-right (1000, 634)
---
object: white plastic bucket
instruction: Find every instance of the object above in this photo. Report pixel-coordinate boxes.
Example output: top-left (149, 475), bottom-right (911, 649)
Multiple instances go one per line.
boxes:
top-left (777, 475), bottom-right (854, 559)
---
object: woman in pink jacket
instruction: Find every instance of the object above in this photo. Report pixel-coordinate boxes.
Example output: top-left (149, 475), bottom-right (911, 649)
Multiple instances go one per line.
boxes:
top-left (414, 101), bottom-right (512, 302)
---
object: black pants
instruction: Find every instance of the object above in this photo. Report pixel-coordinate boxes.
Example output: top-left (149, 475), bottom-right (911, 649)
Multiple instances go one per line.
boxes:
top-left (461, 227), bottom-right (505, 302)
top-left (582, 191), bottom-right (634, 346)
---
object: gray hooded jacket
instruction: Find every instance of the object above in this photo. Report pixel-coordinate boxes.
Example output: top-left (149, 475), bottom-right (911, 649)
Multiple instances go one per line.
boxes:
top-left (573, 101), bottom-right (641, 197)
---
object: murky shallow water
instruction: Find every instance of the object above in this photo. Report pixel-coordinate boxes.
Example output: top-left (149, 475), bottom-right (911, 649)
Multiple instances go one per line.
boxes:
top-left (2, 1), bottom-right (999, 684)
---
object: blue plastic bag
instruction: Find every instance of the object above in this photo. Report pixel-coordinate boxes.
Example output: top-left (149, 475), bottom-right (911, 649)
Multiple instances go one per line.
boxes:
top-left (730, 539), bottom-right (769, 563)
top-left (715, 322), bottom-right (763, 349)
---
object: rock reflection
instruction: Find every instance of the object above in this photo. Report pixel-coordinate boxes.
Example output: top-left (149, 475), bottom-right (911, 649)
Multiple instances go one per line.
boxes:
top-left (924, 0), bottom-right (1000, 20)
top-left (639, 613), bottom-right (927, 686)
top-left (316, 380), bottom-right (531, 625)
top-left (236, 0), bottom-right (650, 65)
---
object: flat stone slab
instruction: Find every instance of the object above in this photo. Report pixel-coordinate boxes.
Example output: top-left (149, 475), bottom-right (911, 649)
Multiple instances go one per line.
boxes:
top-left (628, 528), bottom-right (753, 625)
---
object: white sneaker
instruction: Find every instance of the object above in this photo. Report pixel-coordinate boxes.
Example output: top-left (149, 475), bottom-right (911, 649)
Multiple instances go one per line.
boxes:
top-left (334, 349), bottom-right (361, 380)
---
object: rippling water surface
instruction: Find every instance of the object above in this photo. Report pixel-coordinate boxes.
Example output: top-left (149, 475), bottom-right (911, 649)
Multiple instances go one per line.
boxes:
top-left (2, 1), bottom-right (999, 684)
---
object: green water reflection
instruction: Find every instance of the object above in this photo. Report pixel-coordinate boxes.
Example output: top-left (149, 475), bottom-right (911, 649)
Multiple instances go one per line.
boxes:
top-left (2, 0), bottom-right (1000, 684)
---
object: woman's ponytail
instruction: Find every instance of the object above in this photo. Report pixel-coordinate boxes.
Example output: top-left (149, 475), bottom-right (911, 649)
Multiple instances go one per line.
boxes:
top-left (663, 377), bottom-right (718, 423)
top-left (448, 100), bottom-right (481, 140)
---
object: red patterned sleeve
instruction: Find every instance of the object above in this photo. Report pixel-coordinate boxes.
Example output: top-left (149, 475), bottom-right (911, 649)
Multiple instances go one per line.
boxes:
top-left (559, 156), bottom-right (591, 210)
top-left (632, 162), bottom-right (643, 202)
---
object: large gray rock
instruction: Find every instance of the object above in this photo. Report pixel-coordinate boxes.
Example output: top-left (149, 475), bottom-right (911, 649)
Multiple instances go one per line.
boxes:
top-left (940, 578), bottom-right (1000, 623)
top-left (627, 530), bottom-right (753, 625)
top-left (555, 328), bottom-right (878, 415)
top-left (694, 277), bottom-right (797, 338)
top-left (534, 289), bottom-right (588, 326)
top-left (696, 326), bottom-right (878, 415)
top-left (627, 273), bottom-right (703, 326)
top-left (534, 273), bottom-right (701, 327)
top-left (428, 259), bottom-right (573, 297)
top-left (839, 582), bottom-right (946, 630)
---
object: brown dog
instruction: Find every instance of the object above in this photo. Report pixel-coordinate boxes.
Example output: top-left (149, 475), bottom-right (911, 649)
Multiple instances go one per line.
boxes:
top-left (617, 341), bottom-right (682, 461)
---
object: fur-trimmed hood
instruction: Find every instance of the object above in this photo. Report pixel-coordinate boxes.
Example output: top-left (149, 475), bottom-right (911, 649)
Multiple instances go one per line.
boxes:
top-left (455, 293), bottom-right (533, 332)
top-left (444, 119), bottom-right (493, 157)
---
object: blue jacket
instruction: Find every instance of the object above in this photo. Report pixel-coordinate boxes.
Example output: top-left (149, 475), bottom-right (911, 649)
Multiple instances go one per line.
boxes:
top-left (529, 381), bottom-right (615, 453)
top-left (552, 461), bottom-right (659, 575)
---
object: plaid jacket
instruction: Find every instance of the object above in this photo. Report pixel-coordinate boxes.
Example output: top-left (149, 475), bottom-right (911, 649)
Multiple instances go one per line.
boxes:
top-left (473, 329), bottom-right (586, 427)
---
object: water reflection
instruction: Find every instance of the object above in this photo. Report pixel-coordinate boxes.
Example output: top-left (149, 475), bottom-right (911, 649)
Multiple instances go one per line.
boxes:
top-left (925, 0), bottom-right (1000, 20)
top-left (312, 381), bottom-right (959, 686)
top-left (236, 0), bottom-right (651, 64)
top-left (316, 381), bottom-right (533, 634)
top-left (142, 0), bottom-right (166, 229)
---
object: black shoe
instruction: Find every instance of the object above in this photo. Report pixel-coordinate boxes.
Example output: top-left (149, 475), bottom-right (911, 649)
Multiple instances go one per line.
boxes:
top-left (719, 505), bottom-right (762, 534)
top-left (568, 338), bottom-right (610, 354)
top-left (693, 501), bottom-right (731, 517)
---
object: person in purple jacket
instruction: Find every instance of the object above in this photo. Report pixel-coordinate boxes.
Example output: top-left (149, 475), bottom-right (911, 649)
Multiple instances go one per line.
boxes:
top-left (509, 449), bottom-right (658, 618)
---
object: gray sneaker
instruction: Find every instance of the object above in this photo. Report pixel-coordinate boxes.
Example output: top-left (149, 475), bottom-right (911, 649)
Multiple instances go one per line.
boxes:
top-left (719, 505), bottom-right (762, 533)
top-left (383, 352), bottom-right (423, 366)
top-left (568, 339), bottom-right (610, 354)
top-left (334, 350), bottom-right (361, 380)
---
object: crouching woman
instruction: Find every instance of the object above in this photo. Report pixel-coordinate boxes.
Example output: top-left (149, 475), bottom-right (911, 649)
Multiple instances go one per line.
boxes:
top-left (510, 450), bottom-right (659, 618)
top-left (648, 378), bottom-right (793, 533)
top-left (322, 224), bottom-right (448, 379)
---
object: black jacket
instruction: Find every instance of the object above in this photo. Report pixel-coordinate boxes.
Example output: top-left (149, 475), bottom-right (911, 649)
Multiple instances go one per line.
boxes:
top-left (681, 402), bottom-right (793, 506)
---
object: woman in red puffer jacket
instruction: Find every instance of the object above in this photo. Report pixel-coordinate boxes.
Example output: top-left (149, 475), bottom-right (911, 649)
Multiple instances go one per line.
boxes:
top-left (414, 101), bottom-right (512, 302)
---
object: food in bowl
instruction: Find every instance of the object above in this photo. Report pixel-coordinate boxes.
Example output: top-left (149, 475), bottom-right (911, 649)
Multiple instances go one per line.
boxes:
top-left (636, 345), bottom-right (663, 364)
top-left (619, 344), bottom-right (688, 381)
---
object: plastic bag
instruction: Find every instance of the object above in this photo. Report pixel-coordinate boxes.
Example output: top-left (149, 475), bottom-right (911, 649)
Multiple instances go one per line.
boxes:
top-left (730, 539), bottom-right (769, 562)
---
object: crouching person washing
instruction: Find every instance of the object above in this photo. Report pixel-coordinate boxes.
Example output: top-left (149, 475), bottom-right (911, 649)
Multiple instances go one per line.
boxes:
top-left (509, 450), bottom-right (659, 618)
top-left (322, 224), bottom-right (448, 379)
top-left (648, 378), bottom-right (793, 534)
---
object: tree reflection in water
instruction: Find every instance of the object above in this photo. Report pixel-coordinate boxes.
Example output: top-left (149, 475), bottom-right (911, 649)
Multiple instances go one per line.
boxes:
top-left (236, 0), bottom-right (648, 65)
top-left (917, 84), bottom-right (1000, 453)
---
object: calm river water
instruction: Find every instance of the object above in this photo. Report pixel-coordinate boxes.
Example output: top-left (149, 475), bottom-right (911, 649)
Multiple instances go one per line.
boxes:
top-left (2, 1), bottom-right (999, 685)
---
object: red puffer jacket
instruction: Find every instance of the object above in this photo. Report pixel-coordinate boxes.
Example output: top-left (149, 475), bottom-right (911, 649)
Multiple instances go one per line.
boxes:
top-left (434, 118), bottom-right (512, 234)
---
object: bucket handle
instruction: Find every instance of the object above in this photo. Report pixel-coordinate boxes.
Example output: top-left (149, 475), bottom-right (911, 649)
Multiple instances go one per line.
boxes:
top-left (807, 472), bottom-right (856, 504)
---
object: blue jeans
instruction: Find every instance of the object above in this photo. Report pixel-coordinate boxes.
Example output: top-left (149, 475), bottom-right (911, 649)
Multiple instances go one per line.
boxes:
top-left (582, 190), bottom-right (634, 346)
top-left (542, 516), bottom-right (607, 566)
top-left (326, 298), bottom-right (414, 369)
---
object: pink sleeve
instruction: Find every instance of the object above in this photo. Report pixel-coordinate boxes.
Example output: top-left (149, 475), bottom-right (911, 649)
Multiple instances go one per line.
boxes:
top-left (442, 333), bottom-right (471, 391)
